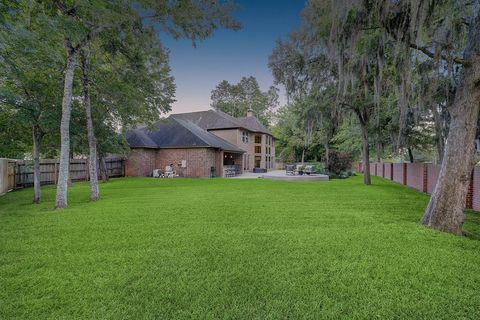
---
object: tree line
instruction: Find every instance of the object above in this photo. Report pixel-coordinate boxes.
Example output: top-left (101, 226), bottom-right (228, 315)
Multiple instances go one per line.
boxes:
top-left (0, 0), bottom-right (239, 207)
top-left (268, 0), bottom-right (480, 235)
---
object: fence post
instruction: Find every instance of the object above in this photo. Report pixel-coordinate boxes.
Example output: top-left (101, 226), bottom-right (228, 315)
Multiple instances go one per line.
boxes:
top-left (403, 163), bottom-right (408, 185)
top-left (466, 170), bottom-right (474, 209)
top-left (374, 163), bottom-right (378, 176)
top-left (0, 159), bottom-right (8, 194)
top-left (423, 163), bottom-right (428, 193)
top-left (54, 162), bottom-right (58, 185)
top-left (85, 159), bottom-right (89, 181)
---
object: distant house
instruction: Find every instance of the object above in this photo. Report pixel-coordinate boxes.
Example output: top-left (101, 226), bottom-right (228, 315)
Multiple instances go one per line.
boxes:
top-left (125, 110), bottom-right (275, 177)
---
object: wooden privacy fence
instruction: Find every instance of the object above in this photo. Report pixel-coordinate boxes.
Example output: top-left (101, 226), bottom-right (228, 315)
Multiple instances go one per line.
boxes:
top-left (357, 162), bottom-right (480, 212)
top-left (1, 157), bottom-right (125, 192)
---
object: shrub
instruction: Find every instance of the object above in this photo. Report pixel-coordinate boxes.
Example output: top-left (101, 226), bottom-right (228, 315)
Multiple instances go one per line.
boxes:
top-left (327, 151), bottom-right (353, 175)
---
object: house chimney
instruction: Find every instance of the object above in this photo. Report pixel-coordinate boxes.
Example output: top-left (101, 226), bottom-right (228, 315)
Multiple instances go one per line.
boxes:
top-left (247, 109), bottom-right (254, 117)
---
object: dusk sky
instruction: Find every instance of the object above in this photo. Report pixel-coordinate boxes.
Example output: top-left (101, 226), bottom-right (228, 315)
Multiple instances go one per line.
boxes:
top-left (159, 0), bottom-right (306, 114)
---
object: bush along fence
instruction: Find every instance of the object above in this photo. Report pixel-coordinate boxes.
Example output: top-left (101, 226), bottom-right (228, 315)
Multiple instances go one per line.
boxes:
top-left (0, 157), bottom-right (125, 194)
top-left (357, 162), bottom-right (480, 212)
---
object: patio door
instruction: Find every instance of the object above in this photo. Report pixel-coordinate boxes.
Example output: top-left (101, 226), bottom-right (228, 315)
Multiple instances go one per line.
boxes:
top-left (254, 156), bottom-right (261, 168)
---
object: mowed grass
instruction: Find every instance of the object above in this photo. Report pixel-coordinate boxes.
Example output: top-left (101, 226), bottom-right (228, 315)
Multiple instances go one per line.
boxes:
top-left (1, 176), bottom-right (479, 319)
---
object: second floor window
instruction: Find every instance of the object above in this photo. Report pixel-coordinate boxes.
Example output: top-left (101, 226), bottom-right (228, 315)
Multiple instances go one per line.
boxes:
top-left (255, 146), bottom-right (262, 154)
top-left (242, 131), bottom-right (249, 143)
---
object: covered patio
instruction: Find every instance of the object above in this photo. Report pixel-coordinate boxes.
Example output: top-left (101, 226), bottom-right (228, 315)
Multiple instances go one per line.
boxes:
top-left (222, 152), bottom-right (243, 177)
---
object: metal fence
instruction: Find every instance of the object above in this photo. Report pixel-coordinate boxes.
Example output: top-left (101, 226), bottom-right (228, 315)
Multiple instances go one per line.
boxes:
top-left (3, 157), bottom-right (124, 191)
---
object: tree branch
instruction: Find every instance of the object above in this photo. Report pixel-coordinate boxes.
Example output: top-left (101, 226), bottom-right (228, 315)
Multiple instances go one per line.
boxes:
top-left (54, 0), bottom-right (76, 16)
top-left (409, 42), bottom-right (470, 66)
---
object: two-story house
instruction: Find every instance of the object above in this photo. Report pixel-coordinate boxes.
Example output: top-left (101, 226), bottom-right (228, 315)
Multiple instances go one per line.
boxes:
top-left (125, 110), bottom-right (275, 177)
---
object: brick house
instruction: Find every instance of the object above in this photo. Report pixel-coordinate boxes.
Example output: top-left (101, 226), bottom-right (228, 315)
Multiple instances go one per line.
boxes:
top-left (125, 110), bottom-right (275, 177)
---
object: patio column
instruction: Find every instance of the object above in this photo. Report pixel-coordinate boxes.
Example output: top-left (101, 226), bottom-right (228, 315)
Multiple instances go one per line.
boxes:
top-left (220, 151), bottom-right (224, 177)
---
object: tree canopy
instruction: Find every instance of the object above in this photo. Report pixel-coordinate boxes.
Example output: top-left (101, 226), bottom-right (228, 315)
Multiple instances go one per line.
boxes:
top-left (210, 76), bottom-right (278, 125)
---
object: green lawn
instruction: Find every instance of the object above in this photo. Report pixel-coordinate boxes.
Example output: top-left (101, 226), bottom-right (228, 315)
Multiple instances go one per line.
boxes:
top-left (1, 176), bottom-right (479, 319)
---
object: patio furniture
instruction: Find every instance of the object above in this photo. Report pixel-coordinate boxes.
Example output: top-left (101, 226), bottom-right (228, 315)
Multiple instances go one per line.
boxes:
top-left (152, 169), bottom-right (164, 178)
top-left (304, 165), bottom-right (315, 175)
top-left (224, 167), bottom-right (236, 177)
top-left (165, 165), bottom-right (177, 178)
top-left (296, 164), bottom-right (304, 175)
top-left (286, 165), bottom-right (295, 175)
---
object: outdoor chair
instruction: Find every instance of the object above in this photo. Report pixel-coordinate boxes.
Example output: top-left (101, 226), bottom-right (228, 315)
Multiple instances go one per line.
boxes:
top-left (286, 165), bottom-right (295, 175)
top-left (296, 164), bottom-right (304, 175)
top-left (164, 165), bottom-right (177, 178)
top-left (304, 165), bottom-right (315, 175)
top-left (152, 169), bottom-right (164, 178)
top-left (225, 168), bottom-right (236, 177)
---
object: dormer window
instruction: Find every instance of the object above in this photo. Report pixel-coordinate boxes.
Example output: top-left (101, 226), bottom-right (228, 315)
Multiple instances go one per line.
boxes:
top-left (242, 131), bottom-right (249, 143)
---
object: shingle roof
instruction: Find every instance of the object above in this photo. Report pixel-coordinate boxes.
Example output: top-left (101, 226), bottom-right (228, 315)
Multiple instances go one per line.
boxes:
top-left (237, 116), bottom-right (271, 135)
top-left (170, 110), bottom-right (238, 130)
top-left (171, 109), bottom-right (271, 134)
top-left (126, 117), bottom-right (245, 153)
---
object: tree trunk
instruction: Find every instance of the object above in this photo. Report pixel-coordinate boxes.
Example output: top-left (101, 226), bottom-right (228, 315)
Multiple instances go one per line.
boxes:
top-left (301, 148), bottom-right (305, 165)
top-left (361, 124), bottom-right (371, 185)
top-left (421, 12), bottom-right (480, 234)
top-left (80, 48), bottom-right (99, 201)
top-left (32, 125), bottom-right (42, 204)
top-left (432, 106), bottom-right (446, 164)
top-left (99, 155), bottom-right (109, 182)
top-left (407, 147), bottom-right (414, 163)
top-left (55, 45), bottom-right (76, 209)
top-left (324, 142), bottom-right (330, 164)
top-left (376, 142), bottom-right (382, 162)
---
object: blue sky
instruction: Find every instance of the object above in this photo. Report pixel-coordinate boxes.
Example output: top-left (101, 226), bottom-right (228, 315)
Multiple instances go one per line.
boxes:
top-left (159, 0), bottom-right (306, 114)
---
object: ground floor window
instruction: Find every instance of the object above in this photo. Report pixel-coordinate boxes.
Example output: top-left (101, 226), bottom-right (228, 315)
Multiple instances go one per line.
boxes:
top-left (255, 156), bottom-right (261, 168)
top-left (266, 155), bottom-right (271, 169)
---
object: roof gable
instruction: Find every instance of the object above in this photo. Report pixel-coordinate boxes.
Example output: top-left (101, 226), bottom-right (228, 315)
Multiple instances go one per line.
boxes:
top-left (237, 116), bottom-right (271, 135)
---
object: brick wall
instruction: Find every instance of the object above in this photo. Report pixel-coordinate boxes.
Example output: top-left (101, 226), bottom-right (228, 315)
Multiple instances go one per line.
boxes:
top-left (426, 164), bottom-right (440, 194)
top-left (206, 149), bottom-right (223, 178)
top-left (472, 167), bottom-right (480, 211)
top-left (356, 162), bottom-right (480, 212)
top-left (156, 148), bottom-right (217, 178)
top-left (393, 163), bottom-right (404, 184)
top-left (384, 163), bottom-right (392, 180)
top-left (407, 163), bottom-right (424, 192)
top-left (379, 163), bottom-right (385, 178)
top-left (125, 148), bottom-right (157, 177)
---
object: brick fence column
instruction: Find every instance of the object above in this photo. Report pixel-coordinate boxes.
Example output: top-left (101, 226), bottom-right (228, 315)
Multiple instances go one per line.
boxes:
top-left (466, 171), bottom-right (474, 209)
top-left (403, 163), bottom-right (408, 185)
top-left (422, 163), bottom-right (428, 193)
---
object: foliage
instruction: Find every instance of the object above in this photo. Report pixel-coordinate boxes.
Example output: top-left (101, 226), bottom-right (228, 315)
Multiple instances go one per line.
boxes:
top-left (0, 109), bottom-right (30, 158)
top-left (326, 150), bottom-right (353, 175)
top-left (210, 76), bottom-right (278, 125)
top-left (0, 1), bottom-right (64, 158)
top-left (0, 177), bottom-right (479, 318)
